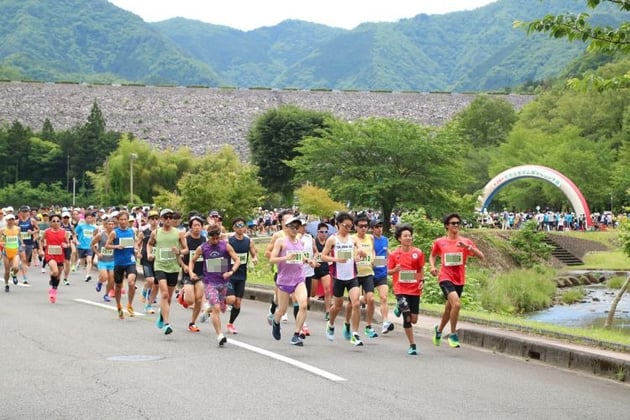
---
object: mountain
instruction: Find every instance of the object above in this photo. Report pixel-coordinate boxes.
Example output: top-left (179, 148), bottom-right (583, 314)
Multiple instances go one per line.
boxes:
top-left (0, 0), bottom-right (623, 90)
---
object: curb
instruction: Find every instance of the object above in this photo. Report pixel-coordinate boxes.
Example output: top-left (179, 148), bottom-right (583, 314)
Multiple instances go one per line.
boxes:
top-left (245, 285), bottom-right (629, 383)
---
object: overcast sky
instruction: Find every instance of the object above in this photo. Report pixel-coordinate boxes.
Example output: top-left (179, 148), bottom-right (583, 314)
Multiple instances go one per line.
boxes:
top-left (108, 0), bottom-right (497, 31)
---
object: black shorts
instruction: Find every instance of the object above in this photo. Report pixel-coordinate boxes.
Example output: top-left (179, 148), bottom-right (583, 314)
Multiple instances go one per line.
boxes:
top-left (64, 247), bottom-right (72, 261)
top-left (155, 271), bottom-right (179, 288)
top-left (142, 262), bottom-right (155, 279)
top-left (332, 277), bottom-right (359, 298)
top-left (357, 275), bottom-right (375, 293)
top-left (227, 278), bottom-right (246, 298)
top-left (114, 264), bottom-right (138, 284)
top-left (439, 280), bottom-right (464, 299)
top-left (395, 294), bottom-right (421, 314)
top-left (181, 273), bottom-right (202, 285)
top-left (373, 276), bottom-right (388, 287)
top-left (313, 263), bottom-right (330, 279)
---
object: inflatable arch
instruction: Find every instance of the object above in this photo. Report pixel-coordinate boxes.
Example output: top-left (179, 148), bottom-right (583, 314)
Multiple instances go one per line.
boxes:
top-left (478, 165), bottom-right (592, 228)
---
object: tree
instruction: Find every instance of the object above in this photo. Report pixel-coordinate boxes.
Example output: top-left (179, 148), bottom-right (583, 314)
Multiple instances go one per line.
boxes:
top-left (247, 105), bottom-right (331, 204)
top-left (294, 185), bottom-right (346, 218)
top-left (517, 0), bottom-right (630, 90)
top-left (604, 218), bottom-right (630, 328)
top-left (509, 220), bottom-right (553, 268)
top-left (290, 117), bottom-right (466, 232)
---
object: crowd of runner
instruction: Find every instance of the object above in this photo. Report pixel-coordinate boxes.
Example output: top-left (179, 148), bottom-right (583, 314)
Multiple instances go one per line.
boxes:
top-left (0, 204), bottom-right (483, 355)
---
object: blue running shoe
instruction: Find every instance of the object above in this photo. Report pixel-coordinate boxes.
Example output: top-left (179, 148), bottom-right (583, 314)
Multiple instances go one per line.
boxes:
top-left (103, 294), bottom-right (111, 303)
top-left (408, 345), bottom-right (418, 355)
top-left (325, 323), bottom-right (335, 341)
top-left (448, 333), bottom-right (461, 348)
top-left (95, 282), bottom-right (102, 293)
top-left (272, 320), bottom-right (281, 340)
top-left (290, 334), bottom-right (303, 346)
top-left (343, 323), bottom-right (351, 340)
top-left (163, 324), bottom-right (173, 335)
top-left (364, 326), bottom-right (378, 338)
top-left (156, 311), bottom-right (164, 329)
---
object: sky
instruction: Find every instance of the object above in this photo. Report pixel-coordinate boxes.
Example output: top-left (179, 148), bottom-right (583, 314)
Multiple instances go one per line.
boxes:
top-left (108, 0), bottom-right (497, 31)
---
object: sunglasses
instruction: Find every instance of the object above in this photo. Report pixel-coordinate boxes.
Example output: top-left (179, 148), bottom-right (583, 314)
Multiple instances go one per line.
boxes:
top-left (208, 232), bottom-right (221, 237)
top-left (318, 230), bottom-right (328, 234)
top-left (287, 224), bottom-right (299, 230)
top-left (449, 221), bottom-right (461, 226)
top-left (162, 215), bottom-right (173, 219)
top-left (63, 216), bottom-right (70, 218)
top-left (233, 223), bottom-right (246, 228)
top-left (340, 223), bottom-right (353, 229)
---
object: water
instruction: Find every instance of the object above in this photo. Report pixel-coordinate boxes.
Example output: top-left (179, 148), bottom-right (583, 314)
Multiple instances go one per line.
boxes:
top-left (527, 284), bottom-right (630, 331)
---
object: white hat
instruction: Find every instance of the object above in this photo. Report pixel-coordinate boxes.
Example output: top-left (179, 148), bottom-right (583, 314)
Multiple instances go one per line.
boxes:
top-left (285, 216), bottom-right (304, 226)
top-left (5, 206), bottom-right (14, 213)
top-left (4, 214), bottom-right (16, 221)
top-left (110, 211), bottom-right (119, 219)
top-left (160, 208), bottom-right (174, 217)
top-left (61, 211), bottom-right (71, 218)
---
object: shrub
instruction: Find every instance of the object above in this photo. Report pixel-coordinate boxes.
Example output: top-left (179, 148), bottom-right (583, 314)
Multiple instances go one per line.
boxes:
top-left (607, 276), bottom-right (626, 289)
top-left (560, 288), bottom-right (585, 304)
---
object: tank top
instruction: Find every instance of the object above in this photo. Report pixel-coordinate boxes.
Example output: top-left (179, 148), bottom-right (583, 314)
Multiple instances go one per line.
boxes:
top-left (354, 233), bottom-right (374, 277)
top-left (228, 235), bottom-right (250, 281)
top-left (373, 235), bottom-right (389, 278)
top-left (98, 231), bottom-right (114, 263)
top-left (184, 234), bottom-right (205, 276)
top-left (154, 228), bottom-right (181, 273)
top-left (3, 226), bottom-right (20, 250)
top-left (332, 234), bottom-right (356, 281)
top-left (301, 233), bottom-right (314, 278)
top-left (140, 227), bottom-right (153, 264)
top-left (277, 237), bottom-right (305, 288)
top-left (201, 240), bottom-right (230, 285)
top-left (18, 218), bottom-right (35, 245)
top-left (113, 227), bottom-right (136, 267)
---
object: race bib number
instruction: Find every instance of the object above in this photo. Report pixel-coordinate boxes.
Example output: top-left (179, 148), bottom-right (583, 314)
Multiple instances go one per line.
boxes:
top-left (20, 232), bottom-right (31, 240)
top-left (100, 247), bottom-right (113, 256)
top-left (358, 255), bottom-right (372, 266)
top-left (83, 230), bottom-right (93, 238)
top-left (158, 248), bottom-right (175, 261)
top-left (48, 245), bottom-right (63, 255)
top-left (336, 250), bottom-right (353, 260)
top-left (190, 250), bottom-right (203, 262)
top-left (399, 270), bottom-right (417, 283)
top-left (206, 258), bottom-right (226, 273)
top-left (373, 255), bottom-right (387, 267)
top-left (285, 250), bottom-right (303, 264)
top-left (5, 235), bottom-right (18, 246)
top-left (232, 252), bottom-right (248, 265)
top-left (444, 252), bottom-right (463, 267)
top-left (119, 237), bottom-right (135, 248)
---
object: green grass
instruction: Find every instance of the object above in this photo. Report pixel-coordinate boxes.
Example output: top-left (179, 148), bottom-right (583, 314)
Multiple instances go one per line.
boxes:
top-left (560, 288), bottom-right (585, 304)
top-left (557, 230), bottom-right (620, 247)
top-left (581, 251), bottom-right (630, 270)
top-left (607, 276), bottom-right (628, 289)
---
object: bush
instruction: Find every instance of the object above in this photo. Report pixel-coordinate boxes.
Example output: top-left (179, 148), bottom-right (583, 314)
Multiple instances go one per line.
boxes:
top-left (481, 265), bottom-right (556, 314)
top-left (607, 276), bottom-right (626, 289)
top-left (560, 288), bottom-right (585, 304)
top-left (509, 220), bottom-right (553, 267)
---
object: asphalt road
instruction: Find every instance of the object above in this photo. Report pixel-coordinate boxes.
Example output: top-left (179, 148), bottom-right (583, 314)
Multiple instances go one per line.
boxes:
top-left (1, 267), bottom-right (628, 420)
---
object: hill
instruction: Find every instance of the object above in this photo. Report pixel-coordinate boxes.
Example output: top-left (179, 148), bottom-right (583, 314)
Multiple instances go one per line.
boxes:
top-left (0, 0), bottom-right (623, 90)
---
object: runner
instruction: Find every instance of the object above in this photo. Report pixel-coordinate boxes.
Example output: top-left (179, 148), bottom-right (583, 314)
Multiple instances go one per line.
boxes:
top-left (178, 214), bottom-right (206, 332)
top-left (226, 216), bottom-right (258, 334)
top-left (106, 210), bottom-right (139, 320)
top-left (371, 219), bottom-right (393, 334)
top-left (1, 213), bottom-right (24, 292)
top-left (59, 211), bottom-right (76, 285)
top-left (91, 216), bottom-right (116, 302)
top-left (136, 209), bottom-right (159, 314)
top-left (39, 214), bottom-right (69, 303)
top-left (352, 214), bottom-right (378, 339)
top-left (296, 219), bottom-right (315, 337)
top-left (75, 211), bottom-right (97, 282)
top-left (147, 208), bottom-right (188, 335)
top-left (189, 223), bottom-right (241, 346)
top-left (17, 205), bottom-right (38, 285)
top-left (312, 222), bottom-right (332, 320)
top-left (387, 224), bottom-right (425, 355)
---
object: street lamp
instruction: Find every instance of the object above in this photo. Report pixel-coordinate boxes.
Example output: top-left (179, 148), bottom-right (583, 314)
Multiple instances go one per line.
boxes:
top-left (130, 153), bottom-right (138, 204)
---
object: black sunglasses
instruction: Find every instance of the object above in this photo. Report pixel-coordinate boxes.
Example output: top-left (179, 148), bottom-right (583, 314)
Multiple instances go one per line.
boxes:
top-left (208, 232), bottom-right (221, 237)
top-left (318, 230), bottom-right (328, 234)
top-left (163, 215), bottom-right (173, 219)
top-left (448, 221), bottom-right (461, 226)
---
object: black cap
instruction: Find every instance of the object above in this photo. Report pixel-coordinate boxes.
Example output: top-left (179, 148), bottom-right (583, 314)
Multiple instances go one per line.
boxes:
top-left (371, 219), bottom-right (383, 227)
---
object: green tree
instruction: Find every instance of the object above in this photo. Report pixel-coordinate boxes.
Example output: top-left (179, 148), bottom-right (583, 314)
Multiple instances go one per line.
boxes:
top-left (295, 185), bottom-right (347, 218)
top-left (247, 105), bottom-right (331, 204)
top-left (176, 146), bottom-right (264, 220)
top-left (290, 117), bottom-right (465, 231)
top-left (517, 0), bottom-right (630, 90)
top-left (509, 220), bottom-right (553, 268)
top-left (604, 218), bottom-right (630, 328)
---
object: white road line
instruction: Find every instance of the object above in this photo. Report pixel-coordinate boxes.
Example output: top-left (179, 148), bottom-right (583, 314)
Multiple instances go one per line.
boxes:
top-left (75, 298), bottom-right (345, 382)
top-left (228, 339), bottom-right (347, 382)
top-left (74, 298), bottom-right (146, 317)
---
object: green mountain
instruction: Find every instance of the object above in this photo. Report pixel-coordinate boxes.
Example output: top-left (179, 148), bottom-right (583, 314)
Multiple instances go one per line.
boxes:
top-left (0, 0), bottom-right (622, 90)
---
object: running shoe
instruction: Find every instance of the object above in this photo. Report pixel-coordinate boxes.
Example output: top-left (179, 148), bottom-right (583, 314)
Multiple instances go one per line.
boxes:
top-left (156, 311), bottom-right (164, 329)
top-left (343, 323), bottom-right (351, 340)
top-left (144, 304), bottom-right (155, 314)
top-left (218, 333), bottom-right (227, 346)
top-left (117, 306), bottom-right (124, 319)
top-left (448, 333), bottom-right (461, 348)
top-left (63, 279), bottom-right (70, 286)
top-left (163, 324), bottom-right (173, 335)
top-left (408, 345), bottom-right (418, 356)
top-left (382, 321), bottom-right (394, 334)
top-left (49, 288), bottom-right (56, 303)
top-left (301, 324), bottom-right (311, 336)
top-left (200, 310), bottom-right (209, 323)
top-left (324, 311), bottom-right (330, 321)
top-left (95, 282), bottom-right (102, 293)
top-left (41, 267), bottom-right (46, 273)
top-left (177, 291), bottom-right (189, 309)
top-left (364, 326), bottom-right (378, 338)
top-left (4, 284), bottom-right (8, 293)
top-left (188, 323), bottom-right (200, 333)
top-left (290, 334), bottom-right (304, 346)
top-left (266, 312), bottom-right (274, 326)
top-left (350, 333), bottom-right (363, 347)
top-left (227, 323), bottom-right (238, 334)
top-left (433, 325), bottom-right (442, 347)
top-left (71, 264), bottom-right (77, 272)
top-left (127, 305), bottom-right (135, 317)
top-left (393, 305), bottom-right (401, 317)
top-left (85, 275), bottom-right (91, 282)
top-left (140, 288), bottom-right (148, 302)
top-left (21, 280), bottom-right (30, 287)
top-left (325, 323), bottom-right (335, 341)
top-left (12, 274), bottom-right (18, 285)
top-left (281, 313), bottom-right (288, 323)
top-left (272, 320), bottom-right (281, 340)
top-left (103, 294), bottom-right (111, 303)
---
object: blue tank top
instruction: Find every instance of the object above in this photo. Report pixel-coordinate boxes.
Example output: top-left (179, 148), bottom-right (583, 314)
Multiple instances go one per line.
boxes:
top-left (113, 227), bottom-right (136, 266)
top-left (18, 218), bottom-right (35, 245)
top-left (373, 235), bottom-right (389, 278)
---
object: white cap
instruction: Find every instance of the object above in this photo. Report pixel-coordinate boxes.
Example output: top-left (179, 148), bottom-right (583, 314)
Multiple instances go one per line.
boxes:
top-left (61, 211), bottom-right (71, 218)
top-left (4, 214), bottom-right (16, 221)
top-left (160, 208), bottom-right (174, 217)
top-left (5, 206), bottom-right (14, 213)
